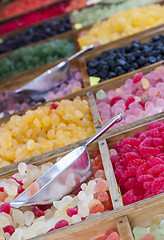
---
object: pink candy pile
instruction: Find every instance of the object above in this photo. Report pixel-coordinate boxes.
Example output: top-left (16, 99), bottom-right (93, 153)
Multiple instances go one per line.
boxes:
top-left (0, 68), bottom-right (82, 118)
top-left (96, 66), bottom-right (164, 127)
top-left (110, 121), bottom-right (164, 206)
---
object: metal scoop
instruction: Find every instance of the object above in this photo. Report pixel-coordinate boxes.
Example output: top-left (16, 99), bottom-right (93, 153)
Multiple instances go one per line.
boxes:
top-left (10, 113), bottom-right (122, 208)
top-left (15, 45), bottom-right (94, 99)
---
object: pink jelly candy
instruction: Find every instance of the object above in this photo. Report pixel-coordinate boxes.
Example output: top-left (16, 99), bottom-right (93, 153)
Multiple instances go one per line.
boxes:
top-left (3, 225), bottom-right (15, 236)
top-left (55, 220), bottom-right (69, 229)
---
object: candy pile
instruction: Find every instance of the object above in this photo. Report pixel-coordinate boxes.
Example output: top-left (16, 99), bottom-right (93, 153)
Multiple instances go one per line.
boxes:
top-left (133, 214), bottom-right (164, 240)
top-left (73, 0), bottom-right (156, 27)
top-left (0, 68), bottom-right (82, 117)
top-left (0, 2), bottom-right (69, 35)
top-left (0, 15), bottom-right (72, 54)
top-left (0, 0), bottom-right (66, 19)
top-left (0, 39), bottom-right (75, 79)
top-left (0, 150), bottom-right (112, 239)
top-left (0, 0), bottom-right (89, 35)
top-left (94, 228), bottom-right (120, 240)
top-left (87, 35), bottom-right (164, 82)
top-left (0, 96), bottom-right (95, 167)
top-left (78, 4), bottom-right (164, 49)
top-left (110, 121), bottom-right (164, 206)
top-left (96, 66), bottom-right (164, 126)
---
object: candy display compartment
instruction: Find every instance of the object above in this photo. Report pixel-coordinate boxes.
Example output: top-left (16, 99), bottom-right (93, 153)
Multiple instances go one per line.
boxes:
top-left (0, 0), bottom-right (68, 21)
top-left (0, 137), bottom-right (120, 240)
top-left (71, 0), bottom-right (157, 29)
top-left (78, 24), bottom-right (164, 87)
top-left (0, 61), bottom-right (83, 118)
top-left (0, 14), bottom-right (73, 54)
top-left (0, 32), bottom-right (76, 80)
top-left (77, 3), bottom-right (164, 50)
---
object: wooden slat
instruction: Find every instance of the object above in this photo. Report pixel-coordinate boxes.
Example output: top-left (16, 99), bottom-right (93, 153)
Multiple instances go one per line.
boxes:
top-left (33, 193), bottom-right (164, 240)
top-left (98, 139), bottom-right (123, 209)
top-left (116, 216), bottom-right (134, 240)
top-left (87, 91), bottom-right (101, 130)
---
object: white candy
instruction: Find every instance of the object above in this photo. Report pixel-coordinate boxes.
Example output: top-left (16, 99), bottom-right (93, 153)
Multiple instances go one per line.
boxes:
top-left (41, 165), bottom-right (50, 175)
top-left (45, 209), bottom-right (53, 220)
top-left (109, 148), bottom-right (117, 156)
top-left (71, 215), bottom-right (81, 224)
top-left (24, 211), bottom-right (34, 226)
top-left (3, 180), bottom-right (19, 197)
top-left (12, 209), bottom-right (25, 227)
top-left (0, 213), bottom-right (12, 227)
top-left (57, 196), bottom-right (72, 210)
top-left (10, 228), bottom-right (22, 240)
top-left (18, 162), bottom-right (27, 176)
top-left (85, 181), bottom-right (96, 195)
top-left (70, 196), bottom-right (79, 208)
top-left (4, 232), bottom-right (10, 240)
top-left (78, 191), bottom-right (87, 201)
top-left (81, 183), bottom-right (87, 192)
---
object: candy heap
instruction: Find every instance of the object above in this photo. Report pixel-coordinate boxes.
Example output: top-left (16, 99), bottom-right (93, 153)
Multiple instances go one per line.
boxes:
top-left (0, 2), bottom-right (69, 35)
top-left (0, 39), bottom-right (75, 79)
top-left (0, 0), bottom-right (88, 35)
top-left (0, 15), bottom-right (72, 54)
top-left (73, 0), bottom-right (156, 27)
top-left (78, 4), bottom-right (164, 49)
top-left (0, 151), bottom-right (112, 239)
top-left (0, 0), bottom-right (65, 19)
top-left (96, 66), bottom-right (164, 126)
top-left (87, 36), bottom-right (164, 82)
top-left (0, 68), bottom-right (82, 118)
top-left (0, 96), bottom-right (95, 167)
top-left (110, 121), bottom-right (164, 206)
top-left (133, 214), bottom-right (164, 240)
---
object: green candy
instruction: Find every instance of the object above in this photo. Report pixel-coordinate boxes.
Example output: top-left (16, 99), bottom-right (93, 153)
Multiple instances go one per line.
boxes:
top-left (73, 0), bottom-right (157, 27)
top-left (0, 39), bottom-right (75, 79)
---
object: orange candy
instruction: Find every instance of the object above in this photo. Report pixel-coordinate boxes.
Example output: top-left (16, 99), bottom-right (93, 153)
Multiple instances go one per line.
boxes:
top-left (94, 180), bottom-right (108, 192)
top-left (0, 191), bottom-right (8, 202)
top-left (89, 203), bottom-right (104, 214)
top-left (26, 182), bottom-right (40, 197)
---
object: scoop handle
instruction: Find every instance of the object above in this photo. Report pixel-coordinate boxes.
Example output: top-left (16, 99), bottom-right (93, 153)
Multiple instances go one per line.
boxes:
top-left (67, 44), bottom-right (94, 62)
top-left (85, 113), bottom-right (122, 147)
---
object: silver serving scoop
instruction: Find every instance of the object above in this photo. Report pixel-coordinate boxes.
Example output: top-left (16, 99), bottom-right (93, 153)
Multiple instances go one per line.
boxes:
top-left (15, 45), bottom-right (94, 99)
top-left (10, 113), bottom-right (122, 208)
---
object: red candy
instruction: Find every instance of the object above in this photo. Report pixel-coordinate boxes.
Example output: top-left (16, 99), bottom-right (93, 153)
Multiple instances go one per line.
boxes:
top-left (33, 206), bottom-right (45, 217)
top-left (3, 225), bottom-right (15, 236)
top-left (125, 96), bottom-right (135, 110)
top-left (89, 203), bottom-right (104, 214)
top-left (111, 121), bottom-right (164, 205)
top-left (0, 2), bottom-right (69, 35)
top-left (110, 96), bottom-right (122, 107)
top-left (66, 208), bottom-right (78, 217)
top-left (1, 0), bottom-right (62, 19)
top-left (50, 103), bottom-right (58, 110)
top-left (0, 203), bottom-right (10, 214)
top-left (54, 220), bottom-right (69, 229)
top-left (132, 72), bottom-right (143, 84)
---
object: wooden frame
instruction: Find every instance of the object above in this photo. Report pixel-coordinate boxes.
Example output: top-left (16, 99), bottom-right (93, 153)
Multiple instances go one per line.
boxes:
top-left (0, 109), bottom-right (164, 240)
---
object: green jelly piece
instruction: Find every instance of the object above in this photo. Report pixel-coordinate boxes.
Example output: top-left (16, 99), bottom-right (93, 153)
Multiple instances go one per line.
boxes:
top-left (133, 227), bottom-right (149, 240)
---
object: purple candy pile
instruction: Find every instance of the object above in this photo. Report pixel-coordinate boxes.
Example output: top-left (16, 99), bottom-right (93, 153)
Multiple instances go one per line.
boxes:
top-left (96, 66), bottom-right (164, 127)
top-left (0, 68), bottom-right (82, 118)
